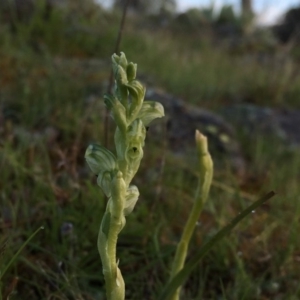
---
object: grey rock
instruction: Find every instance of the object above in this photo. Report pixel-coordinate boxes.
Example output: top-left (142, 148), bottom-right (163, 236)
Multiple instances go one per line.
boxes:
top-left (144, 90), bottom-right (300, 180)
top-left (145, 89), bottom-right (246, 178)
top-left (220, 104), bottom-right (300, 149)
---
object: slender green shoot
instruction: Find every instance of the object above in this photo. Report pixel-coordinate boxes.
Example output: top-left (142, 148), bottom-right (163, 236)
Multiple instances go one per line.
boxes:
top-left (169, 130), bottom-right (213, 300)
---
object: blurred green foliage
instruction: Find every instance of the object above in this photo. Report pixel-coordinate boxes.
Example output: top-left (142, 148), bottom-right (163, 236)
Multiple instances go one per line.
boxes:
top-left (0, 1), bottom-right (300, 299)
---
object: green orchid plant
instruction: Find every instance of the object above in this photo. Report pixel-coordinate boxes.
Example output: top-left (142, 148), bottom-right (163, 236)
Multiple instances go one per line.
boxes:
top-left (84, 52), bottom-right (274, 300)
top-left (85, 52), bottom-right (164, 299)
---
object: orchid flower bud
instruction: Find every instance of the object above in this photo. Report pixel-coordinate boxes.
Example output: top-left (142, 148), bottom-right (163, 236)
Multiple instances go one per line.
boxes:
top-left (126, 62), bottom-right (137, 81)
top-left (126, 80), bottom-right (145, 122)
top-left (112, 53), bottom-right (120, 64)
top-left (112, 53), bottom-right (129, 103)
top-left (112, 53), bottom-right (128, 85)
top-left (104, 94), bottom-right (127, 133)
top-left (118, 52), bottom-right (128, 70)
top-left (115, 65), bottom-right (128, 86)
top-left (112, 53), bottom-right (127, 77)
top-left (112, 54), bottom-right (120, 79)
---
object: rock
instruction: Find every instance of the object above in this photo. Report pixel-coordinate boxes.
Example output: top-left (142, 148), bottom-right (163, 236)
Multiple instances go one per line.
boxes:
top-left (145, 89), bottom-right (246, 178)
top-left (276, 108), bottom-right (300, 148)
top-left (220, 104), bottom-right (300, 150)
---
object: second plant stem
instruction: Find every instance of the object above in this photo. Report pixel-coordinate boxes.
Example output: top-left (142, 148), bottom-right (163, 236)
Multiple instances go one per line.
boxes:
top-left (169, 131), bottom-right (213, 300)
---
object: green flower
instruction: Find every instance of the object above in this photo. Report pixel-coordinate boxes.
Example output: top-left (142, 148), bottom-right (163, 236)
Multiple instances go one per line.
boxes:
top-left (85, 144), bottom-right (117, 175)
top-left (85, 144), bottom-right (118, 197)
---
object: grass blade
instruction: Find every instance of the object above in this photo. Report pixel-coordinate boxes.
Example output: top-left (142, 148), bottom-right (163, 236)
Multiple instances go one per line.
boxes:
top-left (0, 226), bottom-right (44, 281)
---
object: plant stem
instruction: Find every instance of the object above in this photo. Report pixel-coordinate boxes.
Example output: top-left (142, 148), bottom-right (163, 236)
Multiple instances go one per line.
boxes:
top-left (169, 131), bottom-right (213, 300)
top-left (98, 171), bottom-right (126, 300)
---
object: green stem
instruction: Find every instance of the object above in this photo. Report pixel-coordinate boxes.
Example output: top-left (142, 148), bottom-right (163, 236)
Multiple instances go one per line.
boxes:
top-left (169, 131), bottom-right (213, 300)
top-left (98, 171), bottom-right (126, 300)
top-left (98, 212), bottom-right (112, 296)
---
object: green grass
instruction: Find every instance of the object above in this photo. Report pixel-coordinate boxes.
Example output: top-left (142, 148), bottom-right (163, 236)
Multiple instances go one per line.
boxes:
top-left (1, 3), bottom-right (300, 299)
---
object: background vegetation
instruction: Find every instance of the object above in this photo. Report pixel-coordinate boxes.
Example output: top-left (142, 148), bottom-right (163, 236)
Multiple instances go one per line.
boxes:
top-left (1, 1), bottom-right (300, 299)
